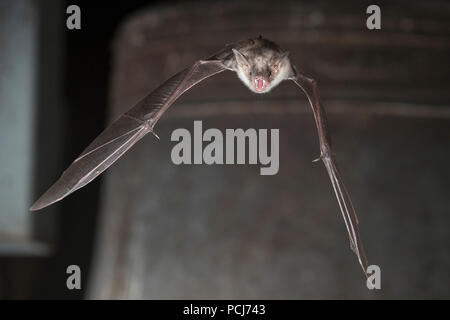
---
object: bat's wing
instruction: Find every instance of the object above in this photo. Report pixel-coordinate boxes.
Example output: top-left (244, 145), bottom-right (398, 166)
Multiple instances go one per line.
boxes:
top-left (30, 59), bottom-right (228, 211)
top-left (291, 73), bottom-right (369, 276)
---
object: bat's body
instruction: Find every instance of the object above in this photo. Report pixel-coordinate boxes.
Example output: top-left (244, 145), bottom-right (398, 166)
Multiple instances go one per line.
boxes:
top-left (31, 37), bottom-right (369, 277)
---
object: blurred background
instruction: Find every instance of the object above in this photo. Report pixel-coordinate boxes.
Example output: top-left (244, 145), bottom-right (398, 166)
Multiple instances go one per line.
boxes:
top-left (0, 0), bottom-right (449, 299)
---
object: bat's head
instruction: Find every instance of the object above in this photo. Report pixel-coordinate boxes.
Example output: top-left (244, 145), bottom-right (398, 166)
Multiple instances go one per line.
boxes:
top-left (231, 38), bottom-right (293, 94)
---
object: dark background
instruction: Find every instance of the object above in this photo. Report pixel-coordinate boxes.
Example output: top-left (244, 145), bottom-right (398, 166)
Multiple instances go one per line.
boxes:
top-left (1, 0), bottom-right (169, 299)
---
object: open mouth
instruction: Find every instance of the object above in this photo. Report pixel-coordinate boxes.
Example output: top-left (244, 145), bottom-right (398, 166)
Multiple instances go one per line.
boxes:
top-left (253, 77), bottom-right (268, 92)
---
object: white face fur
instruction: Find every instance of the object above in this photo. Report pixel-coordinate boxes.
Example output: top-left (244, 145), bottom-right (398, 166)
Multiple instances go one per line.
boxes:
top-left (232, 47), bottom-right (293, 94)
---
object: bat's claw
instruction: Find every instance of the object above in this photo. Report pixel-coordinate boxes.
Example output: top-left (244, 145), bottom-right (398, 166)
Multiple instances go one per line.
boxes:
top-left (312, 156), bottom-right (321, 163)
top-left (151, 131), bottom-right (160, 140)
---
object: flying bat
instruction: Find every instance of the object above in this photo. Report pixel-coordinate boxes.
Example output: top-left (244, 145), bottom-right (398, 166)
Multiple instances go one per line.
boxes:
top-left (30, 37), bottom-right (369, 277)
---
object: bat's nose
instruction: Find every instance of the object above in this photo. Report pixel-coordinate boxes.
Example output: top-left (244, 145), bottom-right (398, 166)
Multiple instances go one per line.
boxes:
top-left (253, 76), bottom-right (268, 92)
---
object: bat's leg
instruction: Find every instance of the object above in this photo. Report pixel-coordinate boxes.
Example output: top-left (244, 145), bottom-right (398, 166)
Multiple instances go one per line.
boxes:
top-left (292, 73), bottom-right (369, 277)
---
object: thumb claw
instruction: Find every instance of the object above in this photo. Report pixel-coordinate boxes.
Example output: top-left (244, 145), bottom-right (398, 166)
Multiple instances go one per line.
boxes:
top-left (151, 131), bottom-right (160, 140)
top-left (312, 156), bottom-right (321, 163)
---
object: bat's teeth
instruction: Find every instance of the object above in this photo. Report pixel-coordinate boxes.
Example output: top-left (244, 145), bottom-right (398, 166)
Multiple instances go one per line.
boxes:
top-left (258, 79), bottom-right (263, 88)
top-left (254, 77), bottom-right (267, 92)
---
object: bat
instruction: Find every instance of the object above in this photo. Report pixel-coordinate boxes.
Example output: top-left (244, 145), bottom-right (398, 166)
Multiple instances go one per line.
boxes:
top-left (30, 36), bottom-right (369, 277)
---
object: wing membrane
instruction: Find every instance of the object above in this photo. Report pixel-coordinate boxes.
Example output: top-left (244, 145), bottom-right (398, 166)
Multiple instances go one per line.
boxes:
top-left (292, 73), bottom-right (369, 276)
top-left (30, 59), bottom-right (227, 210)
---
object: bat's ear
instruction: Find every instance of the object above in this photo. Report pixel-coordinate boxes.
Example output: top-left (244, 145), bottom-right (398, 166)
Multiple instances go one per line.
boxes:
top-left (232, 48), bottom-right (250, 68)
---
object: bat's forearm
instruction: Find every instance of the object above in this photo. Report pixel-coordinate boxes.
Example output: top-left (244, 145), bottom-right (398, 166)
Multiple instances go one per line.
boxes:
top-left (292, 72), bottom-right (369, 277)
